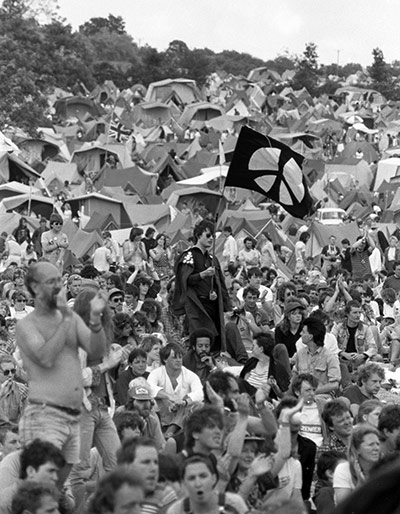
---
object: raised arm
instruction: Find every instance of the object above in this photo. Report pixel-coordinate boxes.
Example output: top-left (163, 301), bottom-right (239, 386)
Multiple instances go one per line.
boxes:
top-left (75, 290), bottom-right (108, 360)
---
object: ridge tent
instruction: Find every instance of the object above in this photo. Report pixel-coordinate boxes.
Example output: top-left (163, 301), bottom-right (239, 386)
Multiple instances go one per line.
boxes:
top-left (95, 166), bottom-right (158, 197)
top-left (69, 229), bottom-right (103, 259)
top-left (307, 221), bottom-right (361, 259)
top-left (166, 187), bottom-right (226, 215)
top-left (375, 158), bottom-right (400, 190)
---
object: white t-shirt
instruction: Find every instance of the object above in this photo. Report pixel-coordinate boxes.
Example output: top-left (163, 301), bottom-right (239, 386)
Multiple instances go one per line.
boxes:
top-left (296, 332), bottom-right (340, 356)
top-left (267, 457), bottom-right (302, 502)
top-left (299, 403), bottom-right (323, 446)
top-left (333, 461), bottom-right (355, 505)
top-left (237, 284), bottom-right (273, 309)
top-left (93, 246), bottom-right (112, 272)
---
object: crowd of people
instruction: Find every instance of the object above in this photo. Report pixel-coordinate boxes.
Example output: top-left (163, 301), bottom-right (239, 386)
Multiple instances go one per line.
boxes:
top-left (2, 209), bottom-right (400, 514)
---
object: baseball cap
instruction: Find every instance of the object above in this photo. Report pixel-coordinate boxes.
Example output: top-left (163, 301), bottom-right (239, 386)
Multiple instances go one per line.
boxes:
top-left (128, 383), bottom-right (153, 401)
top-left (108, 288), bottom-right (124, 299)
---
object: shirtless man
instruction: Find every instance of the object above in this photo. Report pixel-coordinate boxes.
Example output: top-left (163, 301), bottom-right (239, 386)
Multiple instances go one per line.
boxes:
top-left (16, 262), bottom-right (108, 484)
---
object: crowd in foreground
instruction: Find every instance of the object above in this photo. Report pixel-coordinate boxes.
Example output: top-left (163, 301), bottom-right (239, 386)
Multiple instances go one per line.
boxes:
top-left (2, 210), bottom-right (400, 514)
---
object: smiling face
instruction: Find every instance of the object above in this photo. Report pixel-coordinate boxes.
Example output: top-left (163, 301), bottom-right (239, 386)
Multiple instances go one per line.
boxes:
top-left (238, 441), bottom-right (258, 471)
top-left (330, 410), bottom-right (353, 438)
top-left (131, 356), bottom-right (147, 376)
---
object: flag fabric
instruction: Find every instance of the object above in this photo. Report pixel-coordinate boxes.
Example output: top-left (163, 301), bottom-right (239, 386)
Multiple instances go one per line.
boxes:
top-left (108, 114), bottom-right (133, 143)
top-left (225, 126), bottom-right (315, 219)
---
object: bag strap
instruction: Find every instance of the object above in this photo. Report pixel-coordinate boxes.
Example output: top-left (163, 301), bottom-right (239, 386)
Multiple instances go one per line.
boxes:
top-left (183, 496), bottom-right (192, 514)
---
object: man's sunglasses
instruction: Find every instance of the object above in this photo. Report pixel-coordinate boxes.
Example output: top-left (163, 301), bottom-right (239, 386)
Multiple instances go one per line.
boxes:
top-left (2, 369), bottom-right (16, 376)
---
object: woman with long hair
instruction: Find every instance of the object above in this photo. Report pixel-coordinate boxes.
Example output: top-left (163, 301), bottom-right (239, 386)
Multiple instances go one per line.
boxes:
top-left (333, 425), bottom-right (381, 505)
top-left (122, 226), bottom-right (147, 270)
top-left (140, 298), bottom-right (164, 334)
top-left (149, 233), bottom-right (172, 277)
top-left (355, 400), bottom-right (383, 428)
top-left (70, 288), bottom-right (121, 511)
top-left (274, 298), bottom-right (305, 358)
top-left (239, 333), bottom-right (290, 400)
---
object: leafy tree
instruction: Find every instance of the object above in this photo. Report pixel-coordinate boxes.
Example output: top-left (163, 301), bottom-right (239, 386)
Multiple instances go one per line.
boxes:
top-left (369, 48), bottom-right (390, 84)
top-left (291, 42), bottom-right (319, 95)
top-left (265, 54), bottom-right (296, 75)
top-left (79, 14), bottom-right (126, 36)
top-left (368, 47), bottom-right (398, 99)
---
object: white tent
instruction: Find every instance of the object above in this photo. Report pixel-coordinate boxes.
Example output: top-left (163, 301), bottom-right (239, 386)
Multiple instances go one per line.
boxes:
top-left (375, 158), bottom-right (400, 190)
top-left (176, 165), bottom-right (228, 186)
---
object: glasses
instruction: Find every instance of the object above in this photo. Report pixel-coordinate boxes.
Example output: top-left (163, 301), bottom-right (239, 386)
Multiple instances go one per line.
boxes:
top-left (52, 222), bottom-right (62, 226)
top-left (2, 369), bottom-right (16, 376)
top-left (133, 322), bottom-right (145, 328)
top-left (15, 299), bottom-right (27, 303)
top-left (111, 297), bottom-right (124, 303)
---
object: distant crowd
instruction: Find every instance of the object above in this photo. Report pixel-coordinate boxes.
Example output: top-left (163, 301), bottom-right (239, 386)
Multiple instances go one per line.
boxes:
top-left (1, 209), bottom-right (400, 514)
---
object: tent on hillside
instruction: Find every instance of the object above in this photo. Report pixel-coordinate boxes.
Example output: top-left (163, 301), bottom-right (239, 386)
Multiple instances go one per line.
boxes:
top-left (175, 166), bottom-right (228, 187)
top-left (95, 166), bottom-right (158, 197)
top-left (0, 193), bottom-right (57, 219)
top-left (374, 158), bottom-right (400, 190)
top-left (39, 161), bottom-right (81, 194)
top-left (324, 158), bottom-right (373, 188)
top-left (0, 213), bottom-right (40, 235)
top-left (178, 102), bottom-right (224, 127)
top-left (0, 152), bottom-right (40, 184)
top-left (166, 187), bottom-right (226, 215)
top-left (83, 212), bottom-right (119, 233)
top-left (122, 204), bottom-right (171, 232)
top-left (0, 182), bottom-right (40, 202)
top-left (71, 143), bottom-right (133, 173)
top-left (69, 229), bottom-right (103, 259)
top-left (307, 221), bottom-right (361, 259)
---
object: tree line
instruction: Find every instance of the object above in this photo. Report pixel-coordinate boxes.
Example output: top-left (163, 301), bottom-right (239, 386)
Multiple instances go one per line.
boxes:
top-left (0, 0), bottom-right (399, 133)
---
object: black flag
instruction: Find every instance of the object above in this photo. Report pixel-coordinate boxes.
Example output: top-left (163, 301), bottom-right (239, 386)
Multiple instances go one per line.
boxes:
top-left (225, 126), bottom-right (315, 219)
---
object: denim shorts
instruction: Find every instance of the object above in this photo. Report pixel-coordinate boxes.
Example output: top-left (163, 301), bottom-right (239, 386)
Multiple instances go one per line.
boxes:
top-left (19, 403), bottom-right (81, 464)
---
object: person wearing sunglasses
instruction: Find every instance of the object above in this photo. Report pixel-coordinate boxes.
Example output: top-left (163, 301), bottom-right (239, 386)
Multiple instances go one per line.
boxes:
top-left (0, 354), bottom-right (27, 423)
top-left (9, 291), bottom-right (33, 320)
top-left (41, 213), bottom-right (69, 271)
top-left (108, 288), bottom-right (125, 314)
top-left (173, 219), bottom-right (231, 355)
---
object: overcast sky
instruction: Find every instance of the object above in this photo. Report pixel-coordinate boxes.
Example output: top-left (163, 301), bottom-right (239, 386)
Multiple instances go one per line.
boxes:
top-left (57, 0), bottom-right (398, 67)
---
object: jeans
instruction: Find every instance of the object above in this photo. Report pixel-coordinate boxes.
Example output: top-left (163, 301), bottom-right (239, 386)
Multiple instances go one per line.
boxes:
top-left (69, 405), bottom-right (120, 513)
top-left (19, 403), bottom-right (80, 464)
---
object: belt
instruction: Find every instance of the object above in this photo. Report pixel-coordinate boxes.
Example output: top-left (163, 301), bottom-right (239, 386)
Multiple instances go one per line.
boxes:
top-left (28, 399), bottom-right (81, 417)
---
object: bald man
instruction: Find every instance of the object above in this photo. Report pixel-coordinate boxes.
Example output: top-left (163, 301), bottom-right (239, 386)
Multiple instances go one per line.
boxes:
top-left (16, 262), bottom-right (108, 483)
